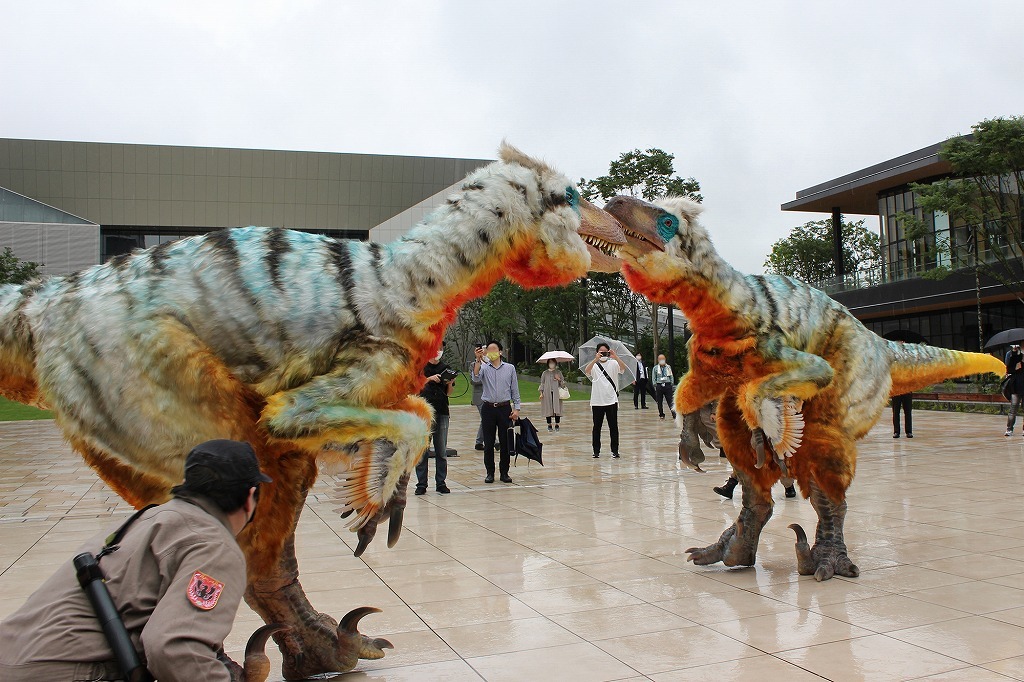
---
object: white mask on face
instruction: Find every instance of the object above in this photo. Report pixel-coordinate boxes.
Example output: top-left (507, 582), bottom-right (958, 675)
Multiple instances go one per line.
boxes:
top-left (659, 359), bottom-right (666, 366)
top-left (548, 361), bottom-right (556, 369)
top-left (433, 349), bottom-right (443, 362)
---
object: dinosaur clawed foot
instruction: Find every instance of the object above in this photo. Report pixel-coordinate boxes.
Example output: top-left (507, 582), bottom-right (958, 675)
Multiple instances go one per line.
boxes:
top-left (685, 523), bottom-right (757, 567)
top-left (338, 473), bottom-right (410, 557)
top-left (789, 523), bottom-right (860, 581)
top-left (275, 606), bottom-right (392, 680)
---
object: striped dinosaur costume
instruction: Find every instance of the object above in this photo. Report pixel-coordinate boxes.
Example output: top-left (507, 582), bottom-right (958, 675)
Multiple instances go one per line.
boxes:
top-left (606, 195), bottom-right (1004, 582)
top-left (0, 144), bottom-right (625, 679)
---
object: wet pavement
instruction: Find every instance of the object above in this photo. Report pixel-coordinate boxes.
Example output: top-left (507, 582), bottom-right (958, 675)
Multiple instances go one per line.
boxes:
top-left (2, 404), bottom-right (1024, 680)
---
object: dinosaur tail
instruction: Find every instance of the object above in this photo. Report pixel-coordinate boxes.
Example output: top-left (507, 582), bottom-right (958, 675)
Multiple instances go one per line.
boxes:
top-left (888, 340), bottom-right (1004, 396)
top-left (0, 283), bottom-right (41, 405)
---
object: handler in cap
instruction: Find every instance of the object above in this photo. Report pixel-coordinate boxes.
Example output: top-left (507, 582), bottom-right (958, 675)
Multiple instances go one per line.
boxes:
top-left (0, 439), bottom-right (271, 682)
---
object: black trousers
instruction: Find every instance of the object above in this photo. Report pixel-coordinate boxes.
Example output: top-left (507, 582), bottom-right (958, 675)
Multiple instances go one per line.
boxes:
top-left (480, 403), bottom-right (512, 476)
top-left (654, 383), bottom-right (675, 417)
top-left (892, 393), bottom-right (912, 435)
top-left (633, 378), bottom-right (648, 408)
top-left (592, 403), bottom-right (619, 455)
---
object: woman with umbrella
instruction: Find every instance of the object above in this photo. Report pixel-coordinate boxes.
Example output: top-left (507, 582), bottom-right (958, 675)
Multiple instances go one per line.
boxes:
top-left (537, 351), bottom-right (571, 432)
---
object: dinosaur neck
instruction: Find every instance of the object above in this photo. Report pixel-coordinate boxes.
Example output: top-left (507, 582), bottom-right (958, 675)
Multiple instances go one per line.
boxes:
top-left (632, 249), bottom-right (754, 340)
top-left (375, 204), bottom-right (519, 357)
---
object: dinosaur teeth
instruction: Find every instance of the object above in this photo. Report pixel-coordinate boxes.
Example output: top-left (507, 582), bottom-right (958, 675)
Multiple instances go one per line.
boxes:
top-left (583, 235), bottom-right (618, 257)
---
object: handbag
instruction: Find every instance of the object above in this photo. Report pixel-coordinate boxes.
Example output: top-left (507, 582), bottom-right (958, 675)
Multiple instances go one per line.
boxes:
top-left (558, 386), bottom-right (570, 400)
top-left (1001, 374), bottom-right (1014, 402)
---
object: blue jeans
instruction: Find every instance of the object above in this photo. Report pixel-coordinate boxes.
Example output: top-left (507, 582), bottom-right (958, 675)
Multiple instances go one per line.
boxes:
top-left (416, 414), bottom-right (449, 489)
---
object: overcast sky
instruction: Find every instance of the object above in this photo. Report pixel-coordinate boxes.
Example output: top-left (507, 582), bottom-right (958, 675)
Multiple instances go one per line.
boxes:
top-left (4, 1), bottom-right (1023, 273)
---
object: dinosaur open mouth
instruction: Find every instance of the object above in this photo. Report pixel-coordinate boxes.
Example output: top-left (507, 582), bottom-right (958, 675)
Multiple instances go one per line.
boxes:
top-left (582, 234), bottom-right (619, 258)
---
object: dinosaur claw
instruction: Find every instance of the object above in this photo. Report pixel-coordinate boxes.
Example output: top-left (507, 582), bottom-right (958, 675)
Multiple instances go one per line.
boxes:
top-left (372, 637), bottom-right (394, 650)
top-left (387, 502), bottom-right (404, 548)
top-left (340, 606), bottom-right (382, 633)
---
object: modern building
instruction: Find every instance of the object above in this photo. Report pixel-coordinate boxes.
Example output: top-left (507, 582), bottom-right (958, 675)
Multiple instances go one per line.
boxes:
top-left (0, 138), bottom-right (490, 275)
top-left (783, 139), bottom-right (1024, 351)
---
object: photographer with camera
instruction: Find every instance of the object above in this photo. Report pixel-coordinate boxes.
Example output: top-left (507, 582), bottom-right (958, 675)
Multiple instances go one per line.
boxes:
top-left (584, 343), bottom-right (626, 459)
top-left (417, 347), bottom-right (456, 495)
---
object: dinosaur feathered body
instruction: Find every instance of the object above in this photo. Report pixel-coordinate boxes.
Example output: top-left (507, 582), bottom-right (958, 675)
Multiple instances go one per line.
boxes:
top-left (607, 195), bottom-right (1003, 580)
top-left (0, 145), bottom-right (621, 678)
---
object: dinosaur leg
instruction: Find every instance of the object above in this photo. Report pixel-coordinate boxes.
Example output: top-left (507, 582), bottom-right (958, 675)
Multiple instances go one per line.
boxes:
top-left (242, 448), bottom-right (393, 680)
top-left (253, 391), bottom-right (430, 678)
top-left (789, 479), bottom-right (859, 581)
top-left (686, 468), bottom-right (773, 567)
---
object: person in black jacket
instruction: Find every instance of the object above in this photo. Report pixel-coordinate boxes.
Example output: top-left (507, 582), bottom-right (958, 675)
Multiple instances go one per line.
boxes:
top-left (1006, 344), bottom-right (1024, 437)
top-left (417, 348), bottom-right (455, 494)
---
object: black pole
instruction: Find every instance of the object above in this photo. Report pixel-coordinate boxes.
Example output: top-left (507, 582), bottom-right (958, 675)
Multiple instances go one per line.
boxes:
top-left (581, 277), bottom-right (589, 342)
top-left (832, 207), bottom-right (844, 281)
top-left (667, 303), bottom-right (675, 369)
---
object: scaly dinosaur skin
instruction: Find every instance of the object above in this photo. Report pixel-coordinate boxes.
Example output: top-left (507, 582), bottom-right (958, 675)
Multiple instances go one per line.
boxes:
top-left (606, 195), bottom-right (1004, 581)
top-left (0, 144), bottom-right (625, 679)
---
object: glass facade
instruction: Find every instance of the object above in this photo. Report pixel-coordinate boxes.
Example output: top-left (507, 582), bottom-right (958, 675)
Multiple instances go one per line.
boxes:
top-left (878, 176), bottom-right (1023, 283)
top-left (864, 300), bottom-right (1024, 353)
top-left (100, 225), bottom-right (368, 261)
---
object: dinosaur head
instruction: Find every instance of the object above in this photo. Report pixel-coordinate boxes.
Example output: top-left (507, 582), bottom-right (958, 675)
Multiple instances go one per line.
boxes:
top-left (489, 143), bottom-right (626, 283)
top-left (604, 195), bottom-right (711, 301)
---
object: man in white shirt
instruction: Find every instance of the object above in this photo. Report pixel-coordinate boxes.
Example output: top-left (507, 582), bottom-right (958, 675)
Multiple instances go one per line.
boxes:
top-left (584, 342), bottom-right (626, 458)
top-left (632, 353), bottom-right (649, 410)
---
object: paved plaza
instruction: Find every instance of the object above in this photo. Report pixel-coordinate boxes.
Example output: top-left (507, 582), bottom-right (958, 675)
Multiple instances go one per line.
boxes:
top-left (3, 404), bottom-right (1024, 680)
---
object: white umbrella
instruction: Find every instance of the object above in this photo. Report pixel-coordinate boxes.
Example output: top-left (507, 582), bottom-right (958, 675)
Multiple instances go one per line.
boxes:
top-left (536, 350), bottom-right (575, 363)
top-left (578, 336), bottom-right (637, 389)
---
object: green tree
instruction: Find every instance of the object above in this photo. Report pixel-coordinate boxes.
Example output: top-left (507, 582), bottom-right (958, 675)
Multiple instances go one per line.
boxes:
top-left (579, 148), bottom-right (702, 357)
top-left (764, 218), bottom-right (880, 284)
top-left (904, 116), bottom-right (1024, 349)
top-left (579, 148), bottom-right (702, 203)
top-left (0, 247), bottom-right (41, 285)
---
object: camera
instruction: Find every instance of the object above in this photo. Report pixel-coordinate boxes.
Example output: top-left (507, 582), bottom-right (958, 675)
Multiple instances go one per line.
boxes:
top-left (439, 368), bottom-right (459, 382)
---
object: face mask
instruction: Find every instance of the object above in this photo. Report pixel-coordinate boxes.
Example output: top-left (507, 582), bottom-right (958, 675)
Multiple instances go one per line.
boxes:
top-left (636, 355), bottom-right (641, 361)
top-left (433, 350), bottom-right (443, 362)
top-left (548, 361), bottom-right (556, 369)
top-left (659, 359), bottom-right (666, 366)
top-left (486, 351), bottom-right (501, 363)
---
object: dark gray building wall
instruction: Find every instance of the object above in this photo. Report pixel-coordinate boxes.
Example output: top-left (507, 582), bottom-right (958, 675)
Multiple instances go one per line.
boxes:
top-left (0, 138), bottom-right (490, 233)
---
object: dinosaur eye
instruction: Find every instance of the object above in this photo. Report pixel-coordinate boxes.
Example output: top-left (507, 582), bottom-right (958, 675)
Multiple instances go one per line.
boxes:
top-left (565, 187), bottom-right (579, 207)
top-left (657, 213), bottom-right (679, 242)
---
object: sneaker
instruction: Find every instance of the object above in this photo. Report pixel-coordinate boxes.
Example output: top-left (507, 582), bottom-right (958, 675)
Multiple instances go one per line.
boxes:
top-left (893, 433), bottom-right (900, 438)
top-left (612, 453), bottom-right (620, 459)
top-left (785, 485), bottom-right (796, 498)
top-left (659, 415), bottom-right (665, 421)
top-left (500, 475), bottom-right (513, 483)
top-left (475, 443), bottom-right (485, 450)
top-left (906, 434), bottom-right (913, 438)
top-left (593, 453), bottom-right (600, 458)
top-left (1007, 430), bottom-right (1014, 437)
top-left (414, 487), bottom-right (426, 496)
top-left (484, 474), bottom-right (494, 483)
top-left (547, 425), bottom-right (553, 431)
top-left (436, 485), bottom-right (450, 494)
top-left (555, 424), bottom-right (559, 431)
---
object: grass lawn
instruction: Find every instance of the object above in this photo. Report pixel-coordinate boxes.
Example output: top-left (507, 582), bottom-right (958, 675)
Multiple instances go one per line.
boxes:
top-left (0, 397), bottom-right (54, 421)
top-left (448, 373), bottom-right (593, 406)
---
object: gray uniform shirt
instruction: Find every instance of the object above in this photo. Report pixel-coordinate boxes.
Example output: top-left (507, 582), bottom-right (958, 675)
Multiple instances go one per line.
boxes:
top-left (0, 495), bottom-right (244, 682)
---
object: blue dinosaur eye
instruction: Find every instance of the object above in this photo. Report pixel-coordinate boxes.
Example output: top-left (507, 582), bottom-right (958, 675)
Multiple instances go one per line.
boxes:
top-left (565, 187), bottom-right (579, 206)
top-left (657, 213), bottom-right (679, 242)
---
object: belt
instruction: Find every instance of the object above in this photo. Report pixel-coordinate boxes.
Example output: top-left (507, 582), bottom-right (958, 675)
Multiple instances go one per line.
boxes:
top-left (485, 401), bottom-right (511, 407)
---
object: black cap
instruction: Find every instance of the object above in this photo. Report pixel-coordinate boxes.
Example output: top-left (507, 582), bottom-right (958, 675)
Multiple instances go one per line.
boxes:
top-left (183, 440), bottom-right (272, 494)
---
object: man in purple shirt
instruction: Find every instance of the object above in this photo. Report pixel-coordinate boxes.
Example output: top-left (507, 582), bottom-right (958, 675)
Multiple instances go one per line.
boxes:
top-left (471, 340), bottom-right (520, 484)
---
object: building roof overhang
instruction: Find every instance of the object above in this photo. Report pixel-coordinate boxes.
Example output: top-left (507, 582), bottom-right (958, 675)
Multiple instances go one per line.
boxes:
top-left (782, 140), bottom-right (958, 215)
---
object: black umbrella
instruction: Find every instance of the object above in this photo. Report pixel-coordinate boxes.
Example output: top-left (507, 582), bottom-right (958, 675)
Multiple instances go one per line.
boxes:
top-left (509, 417), bottom-right (543, 467)
top-left (883, 329), bottom-right (927, 344)
top-left (984, 328), bottom-right (1024, 350)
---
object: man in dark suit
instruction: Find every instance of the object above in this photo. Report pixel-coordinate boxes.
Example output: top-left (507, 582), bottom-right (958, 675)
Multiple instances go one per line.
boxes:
top-left (633, 353), bottom-right (649, 410)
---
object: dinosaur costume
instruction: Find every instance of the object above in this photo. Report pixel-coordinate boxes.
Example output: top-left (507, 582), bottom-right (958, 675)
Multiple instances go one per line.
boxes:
top-left (0, 145), bottom-right (626, 679)
top-left (606, 195), bottom-right (1004, 581)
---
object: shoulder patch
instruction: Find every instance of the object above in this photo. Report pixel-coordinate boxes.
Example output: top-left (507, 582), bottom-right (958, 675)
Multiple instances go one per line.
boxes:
top-left (187, 571), bottom-right (225, 610)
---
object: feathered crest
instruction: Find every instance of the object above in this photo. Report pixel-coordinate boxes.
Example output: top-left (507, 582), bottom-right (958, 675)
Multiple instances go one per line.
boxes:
top-left (498, 141), bottom-right (556, 176)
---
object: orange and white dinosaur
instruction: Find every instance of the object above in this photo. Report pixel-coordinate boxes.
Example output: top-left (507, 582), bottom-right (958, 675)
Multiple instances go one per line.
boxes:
top-left (0, 144), bottom-right (626, 679)
top-left (606, 195), bottom-right (1003, 581)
